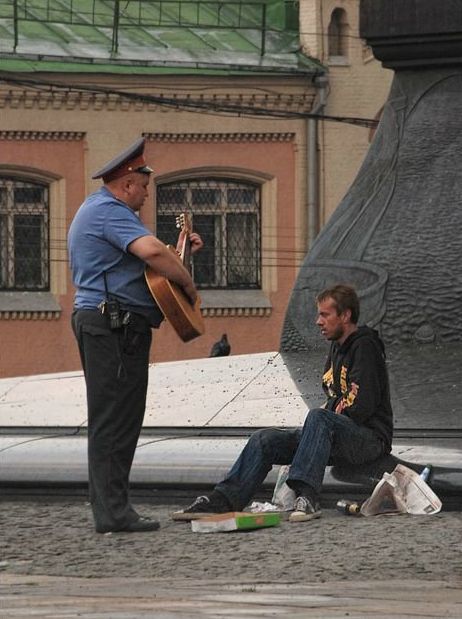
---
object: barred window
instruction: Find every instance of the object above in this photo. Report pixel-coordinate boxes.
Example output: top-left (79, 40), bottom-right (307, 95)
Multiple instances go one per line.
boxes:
top-left (157, 179), bottom-right (261, 289)
top-left (0, 178), bottom-right (49, 291)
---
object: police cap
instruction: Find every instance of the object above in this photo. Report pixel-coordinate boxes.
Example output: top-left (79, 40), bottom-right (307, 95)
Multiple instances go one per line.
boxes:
top-left (92, 137), bottom-right (153, 183)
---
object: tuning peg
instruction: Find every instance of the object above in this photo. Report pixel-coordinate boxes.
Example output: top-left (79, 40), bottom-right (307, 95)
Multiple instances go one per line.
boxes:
top-left (175, 213), bottom-right (186, 229)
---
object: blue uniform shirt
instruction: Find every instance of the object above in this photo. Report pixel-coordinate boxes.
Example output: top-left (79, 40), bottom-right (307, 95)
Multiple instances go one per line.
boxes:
top-left (68, 186), bottom-right (164, 326)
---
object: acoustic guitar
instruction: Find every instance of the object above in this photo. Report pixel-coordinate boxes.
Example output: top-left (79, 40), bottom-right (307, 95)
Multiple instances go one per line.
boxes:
top-left (144, 213), bottom-right (205, 342)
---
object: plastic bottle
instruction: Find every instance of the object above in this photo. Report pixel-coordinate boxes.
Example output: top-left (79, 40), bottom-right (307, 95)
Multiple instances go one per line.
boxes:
top-left (336, 499), bottom-right (362, 516)
top-left (420, 464), bottom-right (432, 482)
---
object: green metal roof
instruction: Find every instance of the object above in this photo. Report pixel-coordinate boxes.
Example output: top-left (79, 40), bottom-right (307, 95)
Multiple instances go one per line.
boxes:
top-left (0, 1), bottom-right (324, 76)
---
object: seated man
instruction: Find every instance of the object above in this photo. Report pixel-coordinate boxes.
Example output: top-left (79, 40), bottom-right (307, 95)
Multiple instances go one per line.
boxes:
top-left (178, 284), bottom-right (393, 523)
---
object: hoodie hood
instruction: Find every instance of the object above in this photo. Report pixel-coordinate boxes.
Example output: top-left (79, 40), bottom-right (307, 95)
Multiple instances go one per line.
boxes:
top-left (337, 325), bottom-right (385, 356)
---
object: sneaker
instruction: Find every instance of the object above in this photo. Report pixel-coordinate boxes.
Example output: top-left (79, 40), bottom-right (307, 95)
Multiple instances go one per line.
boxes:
top-left (288, 496), bottom-right (322, 523)
top-left (172, 493), bottom-right (230, 521)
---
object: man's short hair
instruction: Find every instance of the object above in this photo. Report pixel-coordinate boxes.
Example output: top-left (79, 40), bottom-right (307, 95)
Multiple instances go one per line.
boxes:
top-left (316, 284), bottom-right (360, 324)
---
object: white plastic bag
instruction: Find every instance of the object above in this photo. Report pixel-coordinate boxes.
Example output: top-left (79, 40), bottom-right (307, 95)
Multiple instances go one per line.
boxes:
top-left (271, 465), bottom-right (296, 511)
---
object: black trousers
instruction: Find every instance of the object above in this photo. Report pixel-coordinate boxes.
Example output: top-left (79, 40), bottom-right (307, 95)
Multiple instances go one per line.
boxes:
top-left (72, 309), bottom-right (152, 532)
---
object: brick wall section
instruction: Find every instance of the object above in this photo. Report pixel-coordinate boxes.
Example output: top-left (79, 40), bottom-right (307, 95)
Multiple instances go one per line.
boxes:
top-left (300, 0), bottom-right (393, 225)
top-left (0, 78), bottom-right (309, 376)
top-left (299, 0), bottom-right (323, 58)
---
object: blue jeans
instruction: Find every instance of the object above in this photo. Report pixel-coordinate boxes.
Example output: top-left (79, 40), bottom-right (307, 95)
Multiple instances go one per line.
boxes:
top-left (215, 408), bottom-right (385, 510)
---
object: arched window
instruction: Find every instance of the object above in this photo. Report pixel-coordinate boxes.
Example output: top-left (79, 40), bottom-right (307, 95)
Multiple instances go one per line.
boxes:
top-left (156, 178), bottom-right (261, 289)
top-left (0, 177), bottom-right (49, 291)
top-left (328, 8), bottom-right (348, 59)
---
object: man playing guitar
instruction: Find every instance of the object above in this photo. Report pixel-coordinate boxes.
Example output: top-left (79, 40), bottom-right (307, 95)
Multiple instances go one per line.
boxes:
top-left (68, 137), bottom-right (203, 534)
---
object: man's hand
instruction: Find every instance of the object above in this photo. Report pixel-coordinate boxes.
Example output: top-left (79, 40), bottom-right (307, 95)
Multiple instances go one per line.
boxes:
top-left (189, 232), bottom-right (204, 254)
top-left (176, 230), bottom-right (204, 255)
top-left (129, 234), bottom-right (198, 304)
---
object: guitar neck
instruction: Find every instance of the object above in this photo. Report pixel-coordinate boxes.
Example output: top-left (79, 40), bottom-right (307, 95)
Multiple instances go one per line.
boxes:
top-left (181, 236), bottom-right (192, 273)
top-left (178, 212), bottom-right (193, 273)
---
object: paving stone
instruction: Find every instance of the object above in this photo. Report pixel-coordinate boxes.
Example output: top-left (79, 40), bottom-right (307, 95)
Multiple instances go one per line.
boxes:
top-left (0, 500), bottom-right (461, 617)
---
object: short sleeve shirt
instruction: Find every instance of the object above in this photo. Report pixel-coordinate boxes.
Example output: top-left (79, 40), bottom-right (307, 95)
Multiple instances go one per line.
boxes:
top-left (68, 186), bottom-right (163, 326)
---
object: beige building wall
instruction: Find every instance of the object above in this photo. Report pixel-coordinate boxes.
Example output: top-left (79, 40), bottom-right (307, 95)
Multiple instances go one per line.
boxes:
top-left (300, 0), bottom-right (393, 228)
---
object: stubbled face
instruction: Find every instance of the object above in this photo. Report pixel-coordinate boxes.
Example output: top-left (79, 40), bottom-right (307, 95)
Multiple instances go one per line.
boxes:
top-left (124, 173), bottom-right (150, 211)
top-left (316, 298), bottom-right (348, 342)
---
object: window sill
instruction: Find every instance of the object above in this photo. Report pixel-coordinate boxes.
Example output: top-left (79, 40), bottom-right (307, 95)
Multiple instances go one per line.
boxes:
top-left (199, 290), bottom-right (272, 317)
top-left (328, 56), bottom-right (350, 66)
top-left (0, 292), bottom-right (61, 320)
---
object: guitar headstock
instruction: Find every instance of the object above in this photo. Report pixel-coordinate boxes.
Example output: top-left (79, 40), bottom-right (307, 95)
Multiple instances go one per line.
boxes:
top-left (175, 212), bottom-right (192, 235)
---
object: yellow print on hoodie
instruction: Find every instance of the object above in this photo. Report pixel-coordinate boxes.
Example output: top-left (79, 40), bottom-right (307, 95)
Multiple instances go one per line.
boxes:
top-left (339, 364), bottom-right (359, 410)
top-left (322, 366), bottom-right (335, 398)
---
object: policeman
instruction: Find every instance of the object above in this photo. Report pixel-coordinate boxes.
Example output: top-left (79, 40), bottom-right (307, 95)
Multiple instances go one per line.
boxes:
top-left (68, 137), bottom-right (203, 533)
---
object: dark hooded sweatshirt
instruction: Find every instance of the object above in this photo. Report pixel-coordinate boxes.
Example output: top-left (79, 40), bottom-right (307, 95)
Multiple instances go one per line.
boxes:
top-left (322, 326), bottom-right (393, 452)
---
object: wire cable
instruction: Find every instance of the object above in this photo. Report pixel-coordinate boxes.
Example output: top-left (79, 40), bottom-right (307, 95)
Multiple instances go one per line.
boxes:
top-left (0, 73), bottom-right (379, 129)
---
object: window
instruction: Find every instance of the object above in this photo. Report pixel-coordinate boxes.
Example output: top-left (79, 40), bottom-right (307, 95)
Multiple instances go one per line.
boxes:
top-left (0, 178), bottom-right (49, 291)
top-left (284, 0), bottom-right (299, 30)
top-left (328, 8), bottom-right (348, 59)
top-left (156, 179), bottom-right (261, 289)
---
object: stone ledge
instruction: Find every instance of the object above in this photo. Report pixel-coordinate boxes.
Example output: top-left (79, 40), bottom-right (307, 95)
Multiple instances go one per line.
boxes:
top-left (327, 56), bottom-right (350, 67)
top-left (200, 289), bottom-right (271, 317)
top-left (0, 292), bottom-right (61, 319)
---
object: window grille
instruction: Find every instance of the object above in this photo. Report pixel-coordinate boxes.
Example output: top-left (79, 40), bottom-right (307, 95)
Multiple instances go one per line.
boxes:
top-left (0, 178), bottom-right (49, 291)
top-left (157, 178), bottom-right (261, 289)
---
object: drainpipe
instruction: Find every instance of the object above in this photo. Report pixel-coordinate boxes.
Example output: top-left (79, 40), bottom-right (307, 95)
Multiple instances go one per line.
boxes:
top-left (307, 75), bottom-right (328, 249)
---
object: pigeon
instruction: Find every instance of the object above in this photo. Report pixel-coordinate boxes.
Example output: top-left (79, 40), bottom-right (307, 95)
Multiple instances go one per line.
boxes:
top-left (209, 333), bottom-right (231, 357)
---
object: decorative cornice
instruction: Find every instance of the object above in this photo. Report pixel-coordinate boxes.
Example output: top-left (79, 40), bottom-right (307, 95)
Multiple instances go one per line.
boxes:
top-left (202, 307), bottom-right (271, 317)
top-left (0, 88), bottom-right (313, 113)
top-left (146, 132), bottom-right (295, 143)
top-left (0, 311), bottom-right (61, 320)
top-left (0, 130), bottom-right (85, 141)
top-left (0, 304), bottom-right (270, 319)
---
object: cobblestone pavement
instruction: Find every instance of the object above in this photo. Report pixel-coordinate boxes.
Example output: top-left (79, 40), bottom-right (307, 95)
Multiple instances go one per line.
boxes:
top-left (2, 499), bottom-right (462, 618)
top-left (1, 499), bottom-right (461, 584)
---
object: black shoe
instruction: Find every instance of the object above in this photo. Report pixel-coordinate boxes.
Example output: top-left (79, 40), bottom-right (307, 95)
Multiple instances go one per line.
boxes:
top-left (122, 516), bottom-right (160, 532)
top-left (289, 496), bottom-right (322, 523)
top-left (97, 516), bottom-right (160, 534)
top-left (172, 492), bottom-right (230, 521)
